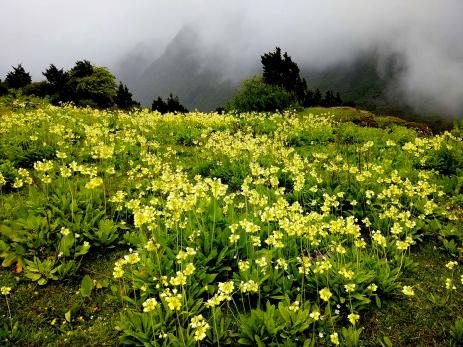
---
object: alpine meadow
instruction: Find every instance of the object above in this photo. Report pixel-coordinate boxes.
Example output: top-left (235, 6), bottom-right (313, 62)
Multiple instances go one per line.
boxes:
top-left (1, 1), bottom-right (463, 346)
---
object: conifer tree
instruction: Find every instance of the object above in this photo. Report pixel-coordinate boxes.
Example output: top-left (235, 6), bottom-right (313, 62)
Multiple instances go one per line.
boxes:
top-left (115, 82), bottom-right (139, 110)
top-left (5, 64), bottom-right (32, 89)
top-left (261, 47), bottom-right (307, 104)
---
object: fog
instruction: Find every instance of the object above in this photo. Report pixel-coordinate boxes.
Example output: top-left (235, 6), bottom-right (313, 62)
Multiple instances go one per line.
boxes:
top-left (1, 0), bottom-right (462, 114)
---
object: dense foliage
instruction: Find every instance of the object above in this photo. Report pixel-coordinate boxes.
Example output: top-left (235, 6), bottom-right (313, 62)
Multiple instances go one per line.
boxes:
top-left (4, 65), bottom-right (32, 89)
top-left (0, 101), bottom-right (462, 345)
top-left (226, 48), bottom-right (346, 112)
top-left (224, 76), bottom-right (297, 112)
top-left (116, 83), bottom-right (140, 110)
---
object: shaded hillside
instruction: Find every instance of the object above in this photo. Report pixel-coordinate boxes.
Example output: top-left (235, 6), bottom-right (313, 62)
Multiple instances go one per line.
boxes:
top-left (132, 26), bottom-right (236, 110)
top-left (301, 51), bottom-right (412, 115)
top-left (114, 40), bottom-right (164, 91)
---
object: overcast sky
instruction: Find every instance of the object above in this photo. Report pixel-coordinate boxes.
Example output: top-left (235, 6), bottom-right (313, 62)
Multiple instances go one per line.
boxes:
top-left (1, 0), bottom-right (463, 114)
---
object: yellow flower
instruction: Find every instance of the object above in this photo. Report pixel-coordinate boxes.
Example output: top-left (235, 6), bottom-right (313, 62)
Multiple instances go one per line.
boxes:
top-left (344, 283), bottom-right (356, 293)
top-left (1, 286), bottom-right (12, 295)
top-left (309, 310), bottom-right (320, 321)
top-left (402, 286), bottom-right (415, 296)
top-left (183, 263), bottom-right (196, 276)
top-left (348, 313), bottom-right (360, 325)
top-left (445, 278), bottom-right (456, 290)
top-left (170, 271), bottom-right (187, 286)
top-left (319, 287), bottom-right (332, 301)
top-left (367, 283), bottom-right (378, 292)
top-left (330, 332), bottom-right (340, 345)
top-left (238, 260), bottom-right (250, 271)
top-left (218, 281), bottom-right (234, 295)
top-left (124, 252), bottom-right (140, 264)
top-left (445, 261), bottom-right (458, 270)
top-left (229, 233), bottom-right (240, 244)
top-left (60, 227), bottom-right (71, 236)
top-left (165, 294), bottom-right (182, 311)
top-left (144, 239), bottom-right (160, 251)
top-left (142, 298), bottom-right (158, 312)
top-left (239, 280), bottom-right (259, 293)
top-left (288, 300), bottom-right (300, 312)
top-left (85, 177), bottom-right (103, 189)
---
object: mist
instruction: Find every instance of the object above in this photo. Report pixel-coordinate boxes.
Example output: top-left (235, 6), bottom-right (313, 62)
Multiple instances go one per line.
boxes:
top-left (1, 0), bottom-right (462, 115)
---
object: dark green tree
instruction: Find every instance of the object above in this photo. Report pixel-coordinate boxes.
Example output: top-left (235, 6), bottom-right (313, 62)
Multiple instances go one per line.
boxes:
top-left (43, 64), bottom-right (67, 90)
top-left (321, 90), bottom-right (334, 107)
top-left (261, 47), bottom-right (307, 103)
top-left (304, 89), bottom-right (314, 107)
top-left (152, 97), bottom-right (167, 114)
top-left (70, 60), bottom-right (94, 78)
top-left (43, 64), bottom-right (69, 103)
top-left (5, 64), bottom-right (32, 89)
top-left (115, 82), bottom-right (140, 110)
top-left (166, 93), bottom-right (188, 113)
top-left (152, 94), bottom-right (188, 114)
top-left (313, 88), bottom-right (322, 106)
top-left (0, 79), bottom-right (8, 96)
top-left (335, 92), bottom-right (343, 105)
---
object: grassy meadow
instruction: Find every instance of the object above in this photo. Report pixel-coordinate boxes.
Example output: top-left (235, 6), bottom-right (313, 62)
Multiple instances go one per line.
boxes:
top-left (1, 100), bottom-right (463, 346)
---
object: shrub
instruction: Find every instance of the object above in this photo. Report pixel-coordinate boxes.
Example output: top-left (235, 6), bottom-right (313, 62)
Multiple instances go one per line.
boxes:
top-left (224, 76), bottom-right (297, 113)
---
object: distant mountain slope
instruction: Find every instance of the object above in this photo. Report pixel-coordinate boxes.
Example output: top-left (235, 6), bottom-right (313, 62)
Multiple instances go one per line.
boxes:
top-left (301, 51), bottom-right (416, 117)
top-left (119, 26), bottom-right (453, 118)
top-left (131, 26), bottom-right (236, 110)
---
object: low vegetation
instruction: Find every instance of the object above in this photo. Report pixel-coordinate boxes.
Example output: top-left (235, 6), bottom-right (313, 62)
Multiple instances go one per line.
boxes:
top-left (0, 100), bottom-right (462, 346)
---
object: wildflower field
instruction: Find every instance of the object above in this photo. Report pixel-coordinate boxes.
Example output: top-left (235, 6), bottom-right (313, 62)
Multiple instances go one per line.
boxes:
top-left (1, 100), bottom-right (463, 346)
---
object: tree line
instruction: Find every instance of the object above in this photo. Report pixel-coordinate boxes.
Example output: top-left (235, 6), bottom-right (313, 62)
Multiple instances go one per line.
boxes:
top-left (0, 61), bottom-right (187, 113)
top-left (1, 48), bottom-right (351, 113)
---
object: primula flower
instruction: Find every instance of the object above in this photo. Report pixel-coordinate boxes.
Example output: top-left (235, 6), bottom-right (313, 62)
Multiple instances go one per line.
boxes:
top-left (330, 332), bottom-right (340, 345)
top-left (348, 313), bottom-right (360, 325)
top-left (344, 283), bottom-right (356, 293)
top-left (124, 252), bottom-right (140, 264)
top-left (319, 287), bottom-right (332, 301)
top-left (445, 261), bottom-right (458, 270)
top-left (229, 233), bottom-right (240, 244)
top-left (445, 278), bottom-right (456, 290)
top-left (60, 227), bottom-right (71, 236)
top-left (402, 286), bottom-right (415, 296)
top-left (218, 281), bottom-right (234, 296)
top-left (183, 263), bottom-right (196, 276)
top-left (143, 298), bottom-right (158, 312)
top-left (238, 260), bottom-right (250, 271)
top-left (1, 286), bottom-right (12, 295)
top-left (164, 294), bottom-right (182, 311)
top-left (310, 310), bottom-right (321, 321)
top-left (190, 315), bottom-right (210, 341)
top-left (288, 300), bottom-right (300, 312)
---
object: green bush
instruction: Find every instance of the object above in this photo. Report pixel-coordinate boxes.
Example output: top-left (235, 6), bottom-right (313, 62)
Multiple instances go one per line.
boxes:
top-left (225, 76), bottom-right (297, 113)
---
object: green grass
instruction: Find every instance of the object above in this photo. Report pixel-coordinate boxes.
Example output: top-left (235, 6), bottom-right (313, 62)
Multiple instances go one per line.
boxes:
top-left (362, 238), bottom-right (463, 346)
top-left (1, 249), bottom-right (125, 346)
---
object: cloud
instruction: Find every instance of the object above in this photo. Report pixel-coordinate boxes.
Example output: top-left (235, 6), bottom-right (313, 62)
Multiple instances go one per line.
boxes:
top-left (1, 0), bottom-right (462, 114)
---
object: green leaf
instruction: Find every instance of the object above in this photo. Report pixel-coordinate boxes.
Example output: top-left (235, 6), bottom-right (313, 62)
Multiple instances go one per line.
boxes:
top-left (65, 310), bottom-right (71, 322)
top-left (2, 254), bottom-right (17, 267)
top-left (24, 272), bottom-right (42, 281)
top-left (80, 274), bottom-right (94, 297)
top-left (375, 295), bottom-right (381, 308)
